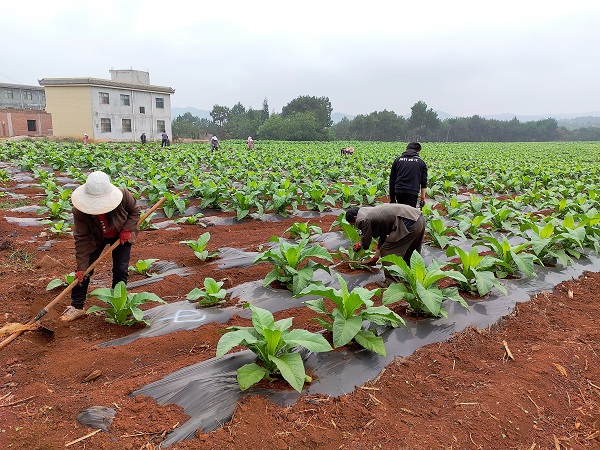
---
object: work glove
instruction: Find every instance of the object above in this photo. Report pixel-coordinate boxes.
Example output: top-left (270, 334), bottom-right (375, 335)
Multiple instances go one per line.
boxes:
top-left (353, 242), bottom-right (362, 252)
top-left (76, 270), bottom-right (84, 283)
top-left (419, 199), bottom-right (426, 209)
top-left (119, 229), bottom-right (132, 245)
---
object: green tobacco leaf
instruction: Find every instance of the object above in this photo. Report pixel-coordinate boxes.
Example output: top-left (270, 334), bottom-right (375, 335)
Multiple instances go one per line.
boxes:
top-left (237, 363), bottom-right (269, 391)
top-left (332, 313), bottom-right (362, 348)
top-left (46, 279), bottom-right (65, 290)
top-left (270, 352), bottom-right (306, 393)
top-left (285, 329), bottom-right (333, 353)
top-left (354, 330), bottom-right (386, 356)
top-left (216, 328), bottom-right (257, 357)
top-left (249, 304), bottom-right (275, 334)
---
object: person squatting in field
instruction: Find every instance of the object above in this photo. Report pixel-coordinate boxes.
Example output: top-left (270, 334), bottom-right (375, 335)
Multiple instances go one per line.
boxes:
top-left (346, 203), bottom-right (425, 286)
top-left (60, 171), bottom-right (141, 322)
top-left (389, 142), bottom-right (427, 208)
top-left (341, 147), bottom-right (354, 156)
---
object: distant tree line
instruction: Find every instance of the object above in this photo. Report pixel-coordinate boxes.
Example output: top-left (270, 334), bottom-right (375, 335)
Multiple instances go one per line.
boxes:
top-left (173, 97), bottom-right (600, 142)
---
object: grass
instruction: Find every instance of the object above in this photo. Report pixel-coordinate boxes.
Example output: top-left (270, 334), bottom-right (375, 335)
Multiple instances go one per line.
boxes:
top-left (5, 248), bottom-right (35, 269)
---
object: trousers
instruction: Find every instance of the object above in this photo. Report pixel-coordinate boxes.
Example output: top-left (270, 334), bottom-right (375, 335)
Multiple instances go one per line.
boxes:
top-left (71, 237), bottom-right (131, 308)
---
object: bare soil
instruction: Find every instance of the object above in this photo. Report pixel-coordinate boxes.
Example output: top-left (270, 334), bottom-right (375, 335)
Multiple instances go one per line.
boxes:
top-left (0, 181), bottom-right (598, 450)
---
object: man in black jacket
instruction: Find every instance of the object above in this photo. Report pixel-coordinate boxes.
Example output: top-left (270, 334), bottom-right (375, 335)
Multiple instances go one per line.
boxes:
top-left (389, 142), bottom-right (427, 208)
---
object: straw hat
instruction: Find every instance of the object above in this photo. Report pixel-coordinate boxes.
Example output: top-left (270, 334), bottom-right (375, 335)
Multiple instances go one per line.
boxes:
top-left (71, 171), bottom-right (123, 215)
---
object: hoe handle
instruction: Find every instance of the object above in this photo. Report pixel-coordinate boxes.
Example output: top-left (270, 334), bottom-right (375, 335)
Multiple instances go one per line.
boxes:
top-left (0, 197), bottom-right (166, 350)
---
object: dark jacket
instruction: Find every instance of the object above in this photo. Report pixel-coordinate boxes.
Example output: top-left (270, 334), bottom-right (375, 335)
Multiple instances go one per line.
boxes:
top-left (356, 204), bottom-right (423, 249)
top-left (389, 149), bottom-right (428, 200)
top-left (72, 188), bottom-right (141, 271)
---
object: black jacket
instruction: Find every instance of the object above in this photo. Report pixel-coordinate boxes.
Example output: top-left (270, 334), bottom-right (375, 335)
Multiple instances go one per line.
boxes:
top-left (389, 149), bottom-right (428, 201)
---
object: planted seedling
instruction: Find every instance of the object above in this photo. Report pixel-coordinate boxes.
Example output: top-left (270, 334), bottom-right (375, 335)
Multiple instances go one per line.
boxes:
top-left (253, 237), bottom-right (333, 295)
top-left (284, 221), bottom-right (323, 240)
top-left (330, 212), bottom-right (375, 269)
top-left (87, 281), bottom-right (166, 326)
top-left (128, 258), bottom-right (159, 276)
top-left (40, 219), bottom-right (72, 235)
top-left (186, 277), bottom-right (227, 307)
top-left (180, 232), bottom-right (219, 261)
top-left (299, 274), bottom-right (405, 356)
top-left (444, 245), bottom-right (507, 297)
top-left (46, 272), bottom-right (78, 290)
top-left (216, 303), bottom-right (332, 392)
top-left (173, 213), bottom-right (207, 226)
top-left (380, 252), bottom-right (469, 318)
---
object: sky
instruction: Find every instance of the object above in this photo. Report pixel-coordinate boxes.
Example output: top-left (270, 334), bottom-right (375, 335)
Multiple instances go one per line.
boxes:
top-left (2, 0), bottom-right (599, 118)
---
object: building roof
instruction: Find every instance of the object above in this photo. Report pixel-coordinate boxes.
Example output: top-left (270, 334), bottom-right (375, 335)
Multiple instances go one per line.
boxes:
top-left (38, 77), bottom-right (175, 94)
top-left (0, 82), bottom-right (44, 91)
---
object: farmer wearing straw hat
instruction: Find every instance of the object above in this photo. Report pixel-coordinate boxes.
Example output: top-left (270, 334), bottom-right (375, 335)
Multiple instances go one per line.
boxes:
top-left (60, 171), bottom-right (141, 321)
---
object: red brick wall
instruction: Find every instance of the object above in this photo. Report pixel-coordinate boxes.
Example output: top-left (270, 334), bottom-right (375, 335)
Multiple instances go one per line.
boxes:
top-left (0, 109), bottom-right (53, 137)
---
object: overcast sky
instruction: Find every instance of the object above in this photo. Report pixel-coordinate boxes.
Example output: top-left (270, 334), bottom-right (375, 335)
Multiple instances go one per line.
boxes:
top-left (2, 1), bottom-right (599, 117)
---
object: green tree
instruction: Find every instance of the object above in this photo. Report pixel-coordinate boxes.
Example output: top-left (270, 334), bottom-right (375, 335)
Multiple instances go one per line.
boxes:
top-left (210, 105), bottom-right (230, 128)
top-left (282, 96), bottom-right (333, 130)
top-left (261, 98), bottom-right (270, 122)
top-left (408, 101), bottom-right (441, 141)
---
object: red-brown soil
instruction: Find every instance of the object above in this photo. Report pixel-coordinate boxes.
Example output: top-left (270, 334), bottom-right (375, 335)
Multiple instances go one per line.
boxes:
top-left (0, 181), bottom-right (598, 450)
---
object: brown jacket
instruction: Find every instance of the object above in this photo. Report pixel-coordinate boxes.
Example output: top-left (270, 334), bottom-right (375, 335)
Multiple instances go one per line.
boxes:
top-left (356, 204), bottom-right (423, 249)
top-left (72, 188), bottom-right (141, 271)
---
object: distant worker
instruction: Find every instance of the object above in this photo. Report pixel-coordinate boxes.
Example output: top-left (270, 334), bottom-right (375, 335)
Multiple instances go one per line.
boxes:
top-left (83, 134), bottom-right (89, 145)
top-left (389, 142), bottom-right (427, 208)
top-left (346, 203), bottom-right (425, 286)
top-left (161, 132), bottom-right (168, 147)
top-left (247, 136), bottom-right (254, 149)
top-left (61, 171), bottom-right (141, 321)
top-left (211, 135), bottom-right (219, 151)
top-left (140, 132), bottom-right (147, 145)
top-left (341, 147), bottom-right (354, 156)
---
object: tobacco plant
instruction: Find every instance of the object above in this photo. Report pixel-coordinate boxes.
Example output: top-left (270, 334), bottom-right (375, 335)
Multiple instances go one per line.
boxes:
top-left (253, 237), bottom-right (333, 294)
top-left (330, 213), bottom-right (375, 269)
top-left (300, 274), bottom-right (405, 356)
top-left (40, 219), bottom-right (72, 235)
top-left (180, 232), bottom-right (220, 261)
top-left (380, 252), bottom-right (468, 318)
top-left (46, 272), bottom-right (78, 290)
top-left (186, 277), bottom-right (227, 307)
top-left (216, 303), bottom-right (332, 392)
top-left (476, 235), bottom-right (537, 278)
top-left (284, 221), bottom-right (323, 240)
top-left (87, 281), bottom-right (166, 326)
top-left (444, 246), bottom-right (507, 297)
top-left (128, 258), bottom-right (159, 276)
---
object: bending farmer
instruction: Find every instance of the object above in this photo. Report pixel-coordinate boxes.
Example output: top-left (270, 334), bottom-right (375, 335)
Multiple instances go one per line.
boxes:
top-left (346, 203), bottom-right (425, 286)
top-left (61, 171), bottom-right (141, 321)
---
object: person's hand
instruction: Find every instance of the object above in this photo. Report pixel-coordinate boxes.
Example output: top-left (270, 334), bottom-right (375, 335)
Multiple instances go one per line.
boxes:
top-left (76, 270), bottom-right (84, 283)
top-left (119, 229), bottom-right (132, 245)
top-left (419, 199), bottom-right (426, 209)
top-left (353, 242), bottom-right (362, 252)
top-left (366, 256), bottom-right (378, 266)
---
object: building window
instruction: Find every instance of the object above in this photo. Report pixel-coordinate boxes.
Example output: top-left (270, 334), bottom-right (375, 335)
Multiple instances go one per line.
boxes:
top-left (139, 106), bottom-right (145, 114)
top-left (155, 97), bottom-right (164, 109)
top-left (23, 91), bottom-right (33, 100)
top-left (100, 118), bottom-right (111, 132)
top-left (122, 119), bottom-right (132, 132)
top-left (157, 120), bottom-right (166, 133)
top-left (99, 92), bottom-right (110, 104)
top-left (27, 120), bottom-right (36, 132)
top-left (4, 89), bottom-right (13, 99)
top-left (120, 94), bottom-right (130, 106)
top-left (40, 92), bottom-right (45, 102)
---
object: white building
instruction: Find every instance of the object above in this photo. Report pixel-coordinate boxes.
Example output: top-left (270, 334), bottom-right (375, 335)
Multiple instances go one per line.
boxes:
top-left (39, 70), bottom-right (175, 142)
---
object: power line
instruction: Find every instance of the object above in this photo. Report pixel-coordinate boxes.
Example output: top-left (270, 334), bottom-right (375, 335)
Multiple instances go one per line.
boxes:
top-left (0, 72), bottom-right (23, 84)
